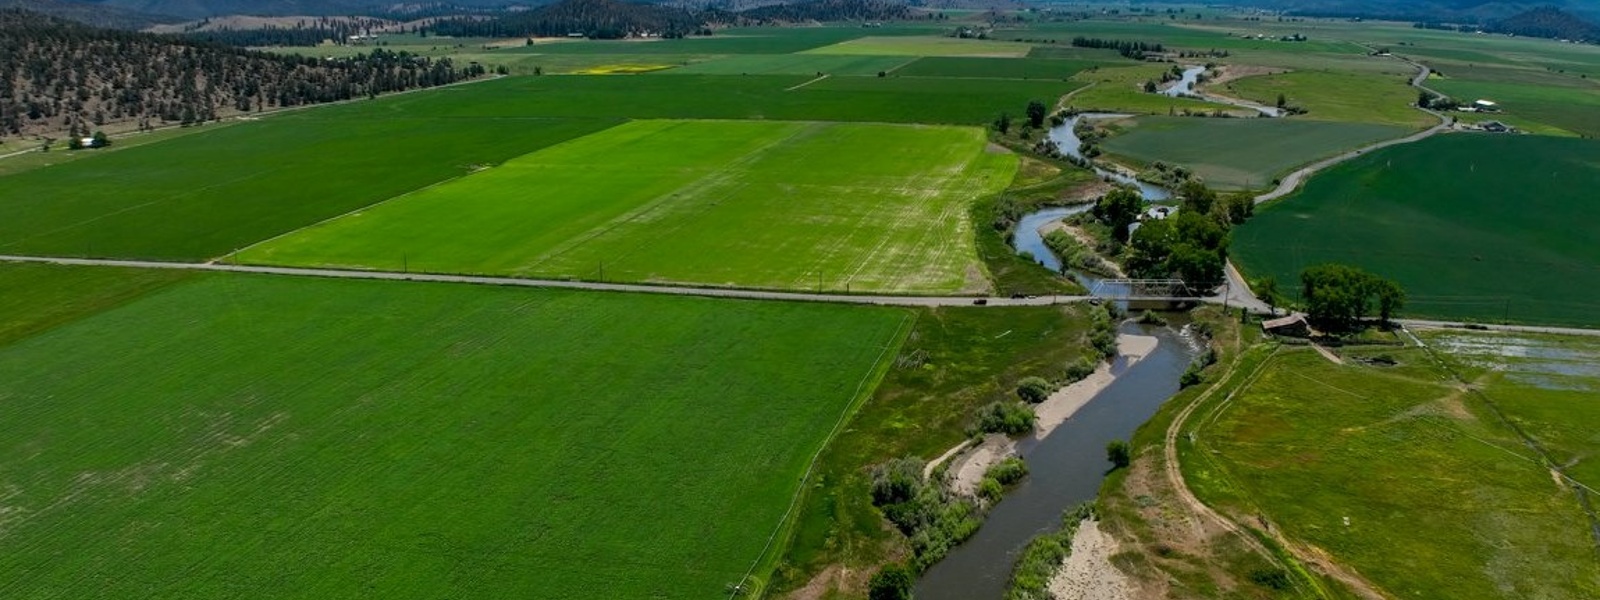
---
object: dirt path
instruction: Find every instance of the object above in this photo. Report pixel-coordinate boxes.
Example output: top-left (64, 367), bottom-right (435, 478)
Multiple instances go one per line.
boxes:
top-left (1048, 519), bottom-right (1134, 600)
top-left (947, 435), bottom-right (1016, 496)
top-left (1311, 343), bottom-right (1344, 365)
top-left (1163, 346), bottom-right (1392, 599)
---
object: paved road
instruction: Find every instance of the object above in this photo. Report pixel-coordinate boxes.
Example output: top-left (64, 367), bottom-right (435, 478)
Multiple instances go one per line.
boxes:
top-left (0, 254), bottom-right (1100, 307)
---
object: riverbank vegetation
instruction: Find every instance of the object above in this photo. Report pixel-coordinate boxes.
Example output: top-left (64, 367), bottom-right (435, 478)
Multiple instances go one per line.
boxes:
top-left (774, 304), bottom-right (1103, 597)
top-left (1005, 503), bottom-right (1098, 600)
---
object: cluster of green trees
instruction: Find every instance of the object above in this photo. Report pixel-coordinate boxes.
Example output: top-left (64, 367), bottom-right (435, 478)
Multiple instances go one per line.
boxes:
top-left (1299, 264), bottom-right (1406, 330)
top-left (0, 9), bottom-right (482, 139)
top-left (1087, 181), bottom-right (1251, 288)
top-left (1069, 36), bottom-right (1165, 59)
top-left (176, 16), bottom-right (392, 47)
top-left (868, 457), bottom-right (983, 571)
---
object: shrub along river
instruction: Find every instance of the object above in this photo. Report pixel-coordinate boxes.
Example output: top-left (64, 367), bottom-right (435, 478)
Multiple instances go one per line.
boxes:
top-left (913, 321), bottom-right (1197, 599)
top-left (914, 109), bottom-right (1220, 599)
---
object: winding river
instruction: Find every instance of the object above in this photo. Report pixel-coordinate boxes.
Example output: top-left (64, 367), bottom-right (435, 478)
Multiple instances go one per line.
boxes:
top-left (1012, 115), bottom-right (1173, 278)
top-left (913, 322), bottom-right (1197, 600)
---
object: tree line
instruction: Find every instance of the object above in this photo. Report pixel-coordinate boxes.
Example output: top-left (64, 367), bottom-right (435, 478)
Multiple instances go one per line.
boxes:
top-left (0, 9), bottom-right (485, 140)
top-left (1069, 36), bottom-right (1166, 59)
top-left (176, 17), bottom-right (395, 47)
top-left (429, 0), bottom-right (919, 40)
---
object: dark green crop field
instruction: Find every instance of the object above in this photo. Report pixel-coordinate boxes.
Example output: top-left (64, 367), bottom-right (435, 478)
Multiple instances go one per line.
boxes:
top-left (0, 262), bottom-right (193, 346)
top-left (0, 273), bottom-right (909, 599)
top-left (0, 112), bottom-right (616, 260)
top-left (1233, 134), bottom-right (1600, 327)
top-left (892, 56), bottom-right (1106, 80)
top-left (368, 73), bottom-right (1081, 125)
top-left (1098, 116), bottom-right (1406, 189)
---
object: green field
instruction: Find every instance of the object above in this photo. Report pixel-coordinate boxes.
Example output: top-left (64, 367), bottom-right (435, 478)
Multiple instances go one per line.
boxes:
top-left (296, 73), bottom-right (1082, 126)
top-left (892, 56), bottom-right (1105, 79)
top-left (0, 110), bottom-right (615, 260)
top-left (0, 272), bottom-right (910, 599)
top-left (1224, 69), bottom-right (1434, 128)
top-left (1185, 344), bottom-right (1600, 599)
top-left (1428, 330), bottom-right (1600, 488)
top-left (1234, 134), bottom-right (1600, 327)
top-left (1098, 116), bottom-right (1407, 189)
top-left (1065, 64), bottom-right (1238, 114)
top-left (242, 120), bottom-right (1013, 293)
top-left (668, 53), bottom-right (913, 76)
top-left (0, 72), bottom-right (1076, 263)
top-left (804, 36), bottom-right (1034, 57)
top-left (0, 262), bottom-right (193, 346)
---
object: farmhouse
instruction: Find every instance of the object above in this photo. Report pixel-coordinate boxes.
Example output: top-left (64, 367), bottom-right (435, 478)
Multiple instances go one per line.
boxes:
top-left (1262, 313), bottom-right (1312, 337)
top-left (1479, 120), bottom-right (1512, 133)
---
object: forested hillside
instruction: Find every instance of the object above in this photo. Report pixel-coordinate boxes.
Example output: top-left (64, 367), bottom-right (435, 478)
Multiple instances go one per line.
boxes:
top-left (431, 0), bottom-right (707, 39)
top-left (0, 9), bottom-right (485, 140)
top-left (430, 0), bottom-right (921, 39)
top-left (0, 0), bottom-right (172, 28)
top-left (1487, 6), bottom-right (1599, 42)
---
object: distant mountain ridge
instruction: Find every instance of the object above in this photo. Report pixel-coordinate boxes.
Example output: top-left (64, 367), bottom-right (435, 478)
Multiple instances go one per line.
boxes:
top-left (0, 0), bottom-right (175, 28)
top-left (75, 0), bottom-right (529, 19)
top-left (1487, 5), bottom-right (1600, 41)
top-left (430, 0), bottom-right (920, 39)
top-left (1219, 0), bottom-right (1600, 24)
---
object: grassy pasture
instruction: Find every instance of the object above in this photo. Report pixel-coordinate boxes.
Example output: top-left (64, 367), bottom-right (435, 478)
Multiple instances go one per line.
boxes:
top-left (776, 304), bottom-right (1101, 593)
top-left (1426, 331), bottom-right (1600, 488)
top-left (0, 110), bottom-right (615, 260)
top-left (804, 35), bottom-right (1034, 57)
top-left (243, 120), bottom-right (1013, 293)
top-left (0, 273), bottom-right (910, 599)
top-left (668, 53), bottom-right (912, 75)
top-left (1097, 116), bottom-right (1407, 189)
top-left (1187, 345), bottom-right (1600, 599)
top-left (1063, 64), bottom-right (1237, 114)
top-left (1224, 69), bottom-right (1434, 128)
top-left (892, 56), bottom-right (1106, 79)
top-left (366, 73), bottom-right (1082, 125)
top-left (1233, 134), bottom-right (1600, 327)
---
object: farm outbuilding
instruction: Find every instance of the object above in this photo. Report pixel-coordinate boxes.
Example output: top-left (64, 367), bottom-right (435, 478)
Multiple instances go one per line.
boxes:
top-left (1473, 99), bottom-right (1499, 111)
top-left (1262, 313), bottom-right (1312, 337)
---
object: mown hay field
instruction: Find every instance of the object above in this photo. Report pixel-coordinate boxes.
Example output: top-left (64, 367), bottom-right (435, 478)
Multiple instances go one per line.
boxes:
top-left (242, 120), bottom-right (1013, 294)
top-left (1233, 134), bottom-right (1600, 327)
top-left (0, 271), bottom-right (910, 599)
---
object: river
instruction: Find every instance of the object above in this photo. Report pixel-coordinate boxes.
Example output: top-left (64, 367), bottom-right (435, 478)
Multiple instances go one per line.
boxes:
top-left (913, 322), bottom-right (1197, 599)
